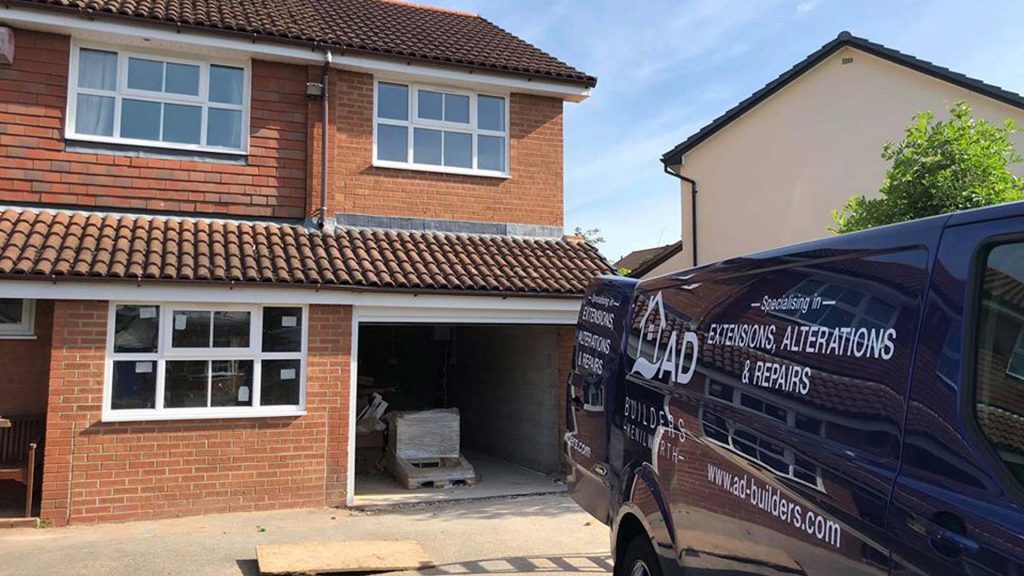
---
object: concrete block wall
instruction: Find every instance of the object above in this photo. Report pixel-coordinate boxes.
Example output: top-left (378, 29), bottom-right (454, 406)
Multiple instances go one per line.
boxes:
top-left (40, 301), bottom-right (352, 525)
top-left (451, 325), bottom-right (561, 473)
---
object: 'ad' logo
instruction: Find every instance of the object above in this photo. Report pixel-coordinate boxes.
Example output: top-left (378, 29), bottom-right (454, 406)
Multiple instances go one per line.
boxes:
top-left (630, 292), bottom-right (700, 385)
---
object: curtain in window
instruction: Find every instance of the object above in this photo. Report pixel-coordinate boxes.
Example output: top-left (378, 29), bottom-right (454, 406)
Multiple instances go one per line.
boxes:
top-left (78, 49), bottom-right (117, 90)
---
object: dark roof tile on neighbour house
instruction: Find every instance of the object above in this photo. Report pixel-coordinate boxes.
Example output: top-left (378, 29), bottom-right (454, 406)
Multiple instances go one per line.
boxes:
top-left (661, 31), bottom-right (1024, 167)
top-left (0, 207), bottom-right (612, 295)
top-left (13, 0), bottom-right (596, 86)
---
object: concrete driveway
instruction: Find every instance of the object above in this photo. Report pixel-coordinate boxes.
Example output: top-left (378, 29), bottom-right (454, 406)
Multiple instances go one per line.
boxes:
top-left (0, 494), bottom-right (611, 576)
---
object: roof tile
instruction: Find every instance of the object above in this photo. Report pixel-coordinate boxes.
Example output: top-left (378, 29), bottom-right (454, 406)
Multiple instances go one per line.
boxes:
top-left (0, 207), bottom-right (611, 295)
top-left (18, 0), bottom-right (595, 86)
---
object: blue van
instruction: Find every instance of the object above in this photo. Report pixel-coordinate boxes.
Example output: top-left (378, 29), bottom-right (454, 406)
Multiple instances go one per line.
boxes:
top-left (565, 203), bottom-right (1024, 576)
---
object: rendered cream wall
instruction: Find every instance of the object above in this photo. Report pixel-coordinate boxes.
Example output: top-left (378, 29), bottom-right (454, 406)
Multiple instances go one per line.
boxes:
top-left (665, 46), bottom-right (1024, 273)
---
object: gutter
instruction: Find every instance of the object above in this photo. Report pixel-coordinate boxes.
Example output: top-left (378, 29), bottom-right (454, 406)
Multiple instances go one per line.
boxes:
top-left (663, 164), bottom-right (699, 268)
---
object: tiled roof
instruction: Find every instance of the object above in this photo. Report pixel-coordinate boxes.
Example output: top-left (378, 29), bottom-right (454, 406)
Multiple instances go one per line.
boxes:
top-left (0, 208), bottom-right (612, 295)
top-left (16, 0), bottom-right (596, 86)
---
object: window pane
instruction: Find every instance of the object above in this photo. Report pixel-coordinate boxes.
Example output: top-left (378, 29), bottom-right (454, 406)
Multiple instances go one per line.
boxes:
top-left (162, 104), bottom-right (201, 144)
top-left (127, 57), bottom-right (164, 92)
top-left (443, 131), bottom-right (471, 168)
top-left (414, 128), bottom-right (442, 165)
top-left (374, 124), bottom-right (406, 162)
top-left (114, 304), bottom-right (159, 353)
top-left (478, 135), bottom-right (505, 172)
top-left (75, 94), bottom-right (115, 137)
top-left (208, 108), bottom-right (242, 149)
top-left (478, 95), bottom-right (505, 131)
top-left (171, 310), bottom-right (211, 348)
top-left (444, 93), bottom-right (469, 124)
top-left (121, 99), bottom-right (161, 141)
top-left (165, 62), bottom-right (200, 96)
top-left (78, 49), bottom-right (117, 91)
top-left (261, 359), bottom-right (301, 406)
top-left (213, 311), bottom-right (251, 348)
top-left (209, 65), bottom-right (244, 104)
top-left (418, 90), bottom-right (443, 121)
top-left (263, 307), bottom-right (303, 352)
top-left (0, 299), bottom-right (23, 324)
top-left (976, 242), bottom-right (1024, 489)
top-left (377, 83), bottom-right (409, 121)
top-left (111, 360), bottom-right (157, 410)
top-left (165, 360), bottom-right (209, 408)
top-left (210, 360), bottom-right (253, 407)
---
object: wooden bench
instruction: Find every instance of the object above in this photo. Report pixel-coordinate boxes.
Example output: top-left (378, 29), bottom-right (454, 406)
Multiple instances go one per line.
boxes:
top-left (0, 415), bottom-right (45, 518)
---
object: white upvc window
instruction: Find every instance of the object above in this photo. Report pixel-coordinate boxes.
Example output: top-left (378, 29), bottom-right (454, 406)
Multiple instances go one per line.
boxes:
top-left (103, 303), bottom-right (307, 421)
top-left (0, 299), bottom-right (35, 338)
top-left (67, 42), bottom-right (250, 154)
top-left (373, 80), bottom-right (509, 177)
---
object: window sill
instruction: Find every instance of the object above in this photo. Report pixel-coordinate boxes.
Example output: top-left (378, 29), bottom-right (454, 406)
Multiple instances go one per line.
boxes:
top-left (101, 407), bottom-right (306, 423)
top-left (66, 135), bottom-right (248, 159)
top-left (372, 160), bottom-right (510, 180)
top-left (0, 334), bottom-right (37, 340)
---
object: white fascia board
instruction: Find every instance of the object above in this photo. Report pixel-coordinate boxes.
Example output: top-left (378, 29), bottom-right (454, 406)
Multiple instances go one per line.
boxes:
top-left (0, 278), bottom-right (582, 319)
top-left (0, 4), bottom-right (591, 102)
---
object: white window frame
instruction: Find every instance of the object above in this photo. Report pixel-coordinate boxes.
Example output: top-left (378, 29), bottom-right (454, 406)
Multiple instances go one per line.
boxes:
top-left (66, 40), bottom-right (251, 155)
top-left (102, 303), bottom-right (307, 422)
top-left (372, 79), bottom-right (510, 178)
top-left (0, 299), bottom-right (36, 338)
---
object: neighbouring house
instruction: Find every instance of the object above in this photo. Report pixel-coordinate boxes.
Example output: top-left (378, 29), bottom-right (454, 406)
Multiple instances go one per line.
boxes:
top-left (0, 0), bottom-right (609, 525)
top-left (652, 31), bottom-right (1024, 277)
top-left (613, 241), bottom-right (680, 277)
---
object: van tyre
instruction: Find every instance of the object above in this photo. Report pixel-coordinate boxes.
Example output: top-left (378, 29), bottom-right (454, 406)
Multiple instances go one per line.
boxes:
top-left (617, 534), bottom-right (663, 576)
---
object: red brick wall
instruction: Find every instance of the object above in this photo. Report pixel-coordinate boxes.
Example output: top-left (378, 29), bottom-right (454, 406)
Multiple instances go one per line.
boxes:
top-left (0, 300), bottom-right (53, 416)
top-left (40, 301), bottom-right (351, 526)
top-left (331, 70), bottom-right (564, 227)
top-left (0, 29), bottom-right (308, 218)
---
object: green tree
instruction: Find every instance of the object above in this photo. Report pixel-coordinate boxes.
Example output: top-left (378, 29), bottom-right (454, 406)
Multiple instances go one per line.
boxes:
top-left (830, 101), bottom-right (1024, 234)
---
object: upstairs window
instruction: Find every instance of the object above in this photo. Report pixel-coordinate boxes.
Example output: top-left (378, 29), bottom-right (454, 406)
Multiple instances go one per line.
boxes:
top-left (374, 81), bottom-right (508, 177)
top-left (68, 44), bottom-right (249, 153)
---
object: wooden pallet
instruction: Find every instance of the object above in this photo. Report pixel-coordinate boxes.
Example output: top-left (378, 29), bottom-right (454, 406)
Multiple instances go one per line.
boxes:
top-left (385, 453), bottom-right (476, 490)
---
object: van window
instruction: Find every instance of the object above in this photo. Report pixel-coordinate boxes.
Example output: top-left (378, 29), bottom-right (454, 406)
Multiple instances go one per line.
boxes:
top-left (974, 241), bottom-right (1024, 488)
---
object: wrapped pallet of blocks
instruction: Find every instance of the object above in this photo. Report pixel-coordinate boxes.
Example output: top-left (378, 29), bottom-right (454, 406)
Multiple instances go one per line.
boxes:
top-left (383, 408), bottom-right (476, 490)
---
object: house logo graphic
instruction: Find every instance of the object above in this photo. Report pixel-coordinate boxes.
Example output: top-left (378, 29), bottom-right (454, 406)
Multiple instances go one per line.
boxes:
top-left (630, 291), bottom-right (700, 385)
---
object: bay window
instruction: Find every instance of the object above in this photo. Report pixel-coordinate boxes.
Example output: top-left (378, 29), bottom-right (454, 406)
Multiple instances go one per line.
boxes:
top-left (374, 80), bottom-right (509, 176)
top-left (104, 303), bottom-right (306, 421)
top-left (68, 43), bottom-right (248, 153)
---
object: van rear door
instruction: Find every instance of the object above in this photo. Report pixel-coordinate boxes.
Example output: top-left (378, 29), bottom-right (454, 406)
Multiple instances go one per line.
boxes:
top-left (889, 216), bottom-right (1024, 575)
top-left (566, 276), bottom-right (637, 524)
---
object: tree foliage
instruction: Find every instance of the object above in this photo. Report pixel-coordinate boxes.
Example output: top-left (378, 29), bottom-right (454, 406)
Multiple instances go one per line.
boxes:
top-left (573, 226), bottom-right (605, 245)
top-left (831, 101), bottom-right (1024, 234)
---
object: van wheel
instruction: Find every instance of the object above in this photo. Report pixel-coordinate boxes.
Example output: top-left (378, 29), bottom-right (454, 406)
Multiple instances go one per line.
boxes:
top-left (617, 534), bottom-right (662, 576)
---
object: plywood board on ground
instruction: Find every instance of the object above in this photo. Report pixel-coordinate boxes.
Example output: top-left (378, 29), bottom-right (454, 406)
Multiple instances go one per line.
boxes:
top-left (256, 539), bottom-right (433, 575)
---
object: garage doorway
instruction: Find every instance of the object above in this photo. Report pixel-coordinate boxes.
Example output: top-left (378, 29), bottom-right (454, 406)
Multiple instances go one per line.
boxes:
top-left (352, 322), bottom-right (567, 506)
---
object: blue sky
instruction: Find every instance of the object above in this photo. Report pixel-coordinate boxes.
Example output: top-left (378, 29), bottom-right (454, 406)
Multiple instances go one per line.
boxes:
top-left (427, 0), bottom-right (1024, 262)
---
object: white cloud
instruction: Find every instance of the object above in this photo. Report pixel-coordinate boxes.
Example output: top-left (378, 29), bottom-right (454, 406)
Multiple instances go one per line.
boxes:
top-left (795, 0), bottom-right (820, 14)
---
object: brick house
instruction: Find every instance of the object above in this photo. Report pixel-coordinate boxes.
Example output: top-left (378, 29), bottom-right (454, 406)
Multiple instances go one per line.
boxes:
top-left (0, 0), bottom-right (609, 525)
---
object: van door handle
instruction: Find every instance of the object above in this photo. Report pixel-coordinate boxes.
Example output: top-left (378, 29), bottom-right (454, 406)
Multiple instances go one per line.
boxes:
top-left (592, 463), bottom-right (608, 477)
top-left (908, 516), bottom-right (980, 556)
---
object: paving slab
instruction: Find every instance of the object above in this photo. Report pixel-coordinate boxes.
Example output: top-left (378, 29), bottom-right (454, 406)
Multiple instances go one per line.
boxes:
top-left (0, 494), bottom-right (610, 576)
top-left (256, 540), bottom-right (433, 574)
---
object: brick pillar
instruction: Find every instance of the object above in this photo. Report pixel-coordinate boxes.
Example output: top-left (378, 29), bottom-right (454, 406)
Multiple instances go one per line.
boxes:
top-left (39, 300), bottom-right (108, 527)
top-left (307, 304), bottom-right (352, 506)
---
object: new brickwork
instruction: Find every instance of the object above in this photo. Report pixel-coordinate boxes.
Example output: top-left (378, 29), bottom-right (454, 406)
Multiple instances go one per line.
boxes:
top-left (329, 70), bottom-right (565, 227)
top-left (39, 301), bottom-right (352, 526)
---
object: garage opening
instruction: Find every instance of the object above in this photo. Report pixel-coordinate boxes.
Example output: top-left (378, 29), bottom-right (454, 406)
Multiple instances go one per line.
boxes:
top-left (353, 323), bottom-right (567, 506)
